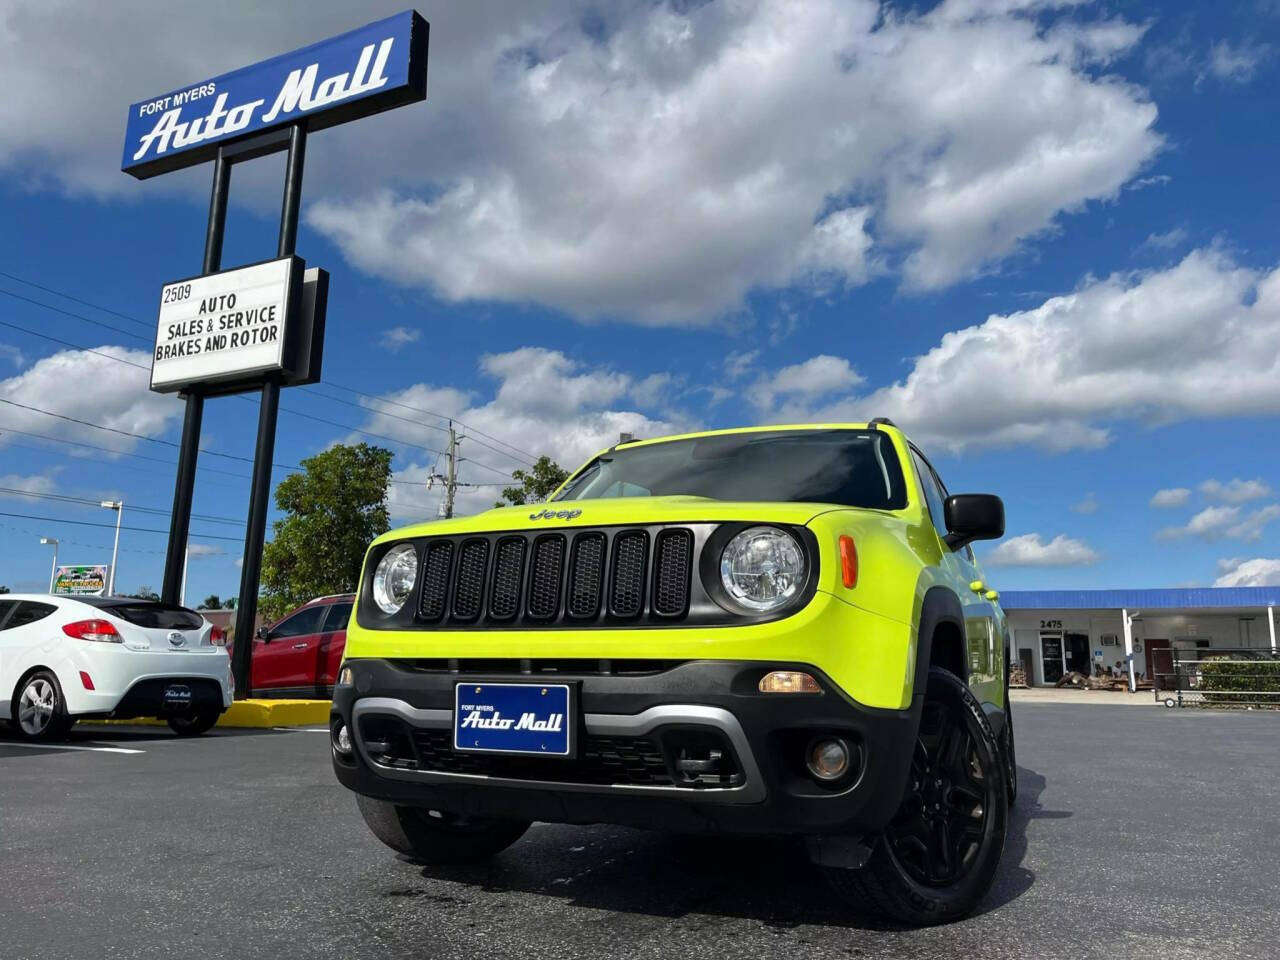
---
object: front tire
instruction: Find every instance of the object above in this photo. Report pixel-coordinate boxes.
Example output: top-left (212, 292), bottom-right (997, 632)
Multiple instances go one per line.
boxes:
top-left (12, 671), bottom-right (75, 742)
top-left (823, 667), bottom-right (1008, 925)
top-left (167, 708), bottom-right (220, 737)
top-left (356, 795), bottom-right (530, 865)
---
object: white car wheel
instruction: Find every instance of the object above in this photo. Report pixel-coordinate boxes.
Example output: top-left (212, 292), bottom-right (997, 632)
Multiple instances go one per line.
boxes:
top-left (13, 672), bottom-right (73, 741)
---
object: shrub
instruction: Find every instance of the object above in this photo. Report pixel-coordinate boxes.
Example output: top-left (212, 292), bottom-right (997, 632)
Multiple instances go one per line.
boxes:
top-left (1198, 655), bottom-right (1280, 706)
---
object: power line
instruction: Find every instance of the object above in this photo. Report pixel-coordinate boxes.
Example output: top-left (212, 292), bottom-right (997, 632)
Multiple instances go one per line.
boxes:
top-left (0, 487), bottom-right (245, 527)
top-left (0, 287), bottom-right (153, 345)
top-left (0, 510), bottom-right (244, 542)
top-left (0, 319), bottom-right (151, 370)
top-left (0, 267), bottom-right (540, 466)
top-left (0, 425), bottom-right (253, 482)
top-left (0, 270), bottom-right (155, 330)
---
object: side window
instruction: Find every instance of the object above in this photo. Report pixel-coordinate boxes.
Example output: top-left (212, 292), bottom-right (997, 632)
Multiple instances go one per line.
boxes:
top-left (270, 606), bottom-right (325, 639)
top-left (910, 449), bottom-right (948, 533)
top-left (323, 602), bottom-right (353, 632)
top-left (0, 599), bottom-right (17, 629)
top-left (7, 601), bottom-right (57, 630)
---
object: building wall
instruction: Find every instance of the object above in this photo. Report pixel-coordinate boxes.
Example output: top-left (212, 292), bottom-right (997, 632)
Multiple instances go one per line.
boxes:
top-left (1006, 609), bottom-right (1275, 686)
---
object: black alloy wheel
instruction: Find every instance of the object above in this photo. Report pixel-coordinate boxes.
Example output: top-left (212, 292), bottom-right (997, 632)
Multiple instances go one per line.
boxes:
top-left (822, 667), bottom-right (1008, 925)
top-left (885, 697), bottom-right (989, 886)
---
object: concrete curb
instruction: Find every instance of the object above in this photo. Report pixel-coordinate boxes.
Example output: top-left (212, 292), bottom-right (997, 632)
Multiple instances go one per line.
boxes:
top-left (81, 699), bottom-right (332, 729)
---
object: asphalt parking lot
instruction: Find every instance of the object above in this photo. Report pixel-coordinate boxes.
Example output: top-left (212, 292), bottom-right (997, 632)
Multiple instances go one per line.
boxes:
top-left (2, 704), bottom-right (1278, 960)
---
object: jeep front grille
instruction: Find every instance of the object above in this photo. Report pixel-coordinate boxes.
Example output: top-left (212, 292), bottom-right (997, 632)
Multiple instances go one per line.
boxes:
top-left (410, 525), bottom-right (697, 629)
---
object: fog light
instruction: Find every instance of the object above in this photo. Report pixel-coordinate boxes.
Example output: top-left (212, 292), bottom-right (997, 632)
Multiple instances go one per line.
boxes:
top-left (759, 670), bottom-right (821, 694)
top-left (333, 722), bottom-right (353, 756)
top-left (806, 738), bottom-right (850, 781)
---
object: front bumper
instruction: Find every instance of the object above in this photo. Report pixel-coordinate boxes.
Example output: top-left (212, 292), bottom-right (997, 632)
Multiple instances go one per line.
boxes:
top-left (331, 658), bottom-right (922, 836)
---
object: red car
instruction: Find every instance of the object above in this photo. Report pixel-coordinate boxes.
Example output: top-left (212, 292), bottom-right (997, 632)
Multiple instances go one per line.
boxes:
top-left (228, 594), bottom-right (353, 698)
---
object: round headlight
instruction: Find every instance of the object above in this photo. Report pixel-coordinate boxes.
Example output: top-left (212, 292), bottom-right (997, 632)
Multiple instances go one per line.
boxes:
top-left (372, 543), bottom-right (418, 614)
top-left (719, 526), bottom-right (806, 612)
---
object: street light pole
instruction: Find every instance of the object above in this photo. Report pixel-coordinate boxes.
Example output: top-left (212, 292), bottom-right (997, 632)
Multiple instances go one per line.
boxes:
top-left (101, 500), bottom-right (123, 596)
top-left (40, 537), bottom-right (58, 593)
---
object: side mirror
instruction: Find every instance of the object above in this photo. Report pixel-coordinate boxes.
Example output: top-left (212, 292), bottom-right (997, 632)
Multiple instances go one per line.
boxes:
top-left (255, 626), bottom-right (270, 641)
top-left (943, 494), bottom-right (1005, 551)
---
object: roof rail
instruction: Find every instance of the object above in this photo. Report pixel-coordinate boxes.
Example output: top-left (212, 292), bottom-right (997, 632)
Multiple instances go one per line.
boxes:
top-left (868, 417), bottom-right (898, 429)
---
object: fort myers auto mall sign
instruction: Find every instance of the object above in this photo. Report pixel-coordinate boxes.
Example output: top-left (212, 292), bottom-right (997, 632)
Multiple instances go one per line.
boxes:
top-left (124, 12), bottom-right (427, 694)
top-left (122, 10), bottom-right (428, 178)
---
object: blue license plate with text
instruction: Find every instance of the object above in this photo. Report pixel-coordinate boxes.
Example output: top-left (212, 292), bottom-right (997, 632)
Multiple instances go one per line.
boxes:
top-left (453, 682), bottom-right (572, 757)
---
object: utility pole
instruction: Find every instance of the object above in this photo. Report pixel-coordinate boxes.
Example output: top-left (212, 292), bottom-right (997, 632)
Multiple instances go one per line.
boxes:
top-left (443, 422), bottom-right (459, 519)
top-left (101, 500), bottom-right (123, 595)
top-left (40, 537), bottom-right (58, 593)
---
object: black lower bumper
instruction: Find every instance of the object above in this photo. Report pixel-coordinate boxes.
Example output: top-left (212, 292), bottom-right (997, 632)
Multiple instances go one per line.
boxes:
top-left (331, 659), bottom-right (922, 837)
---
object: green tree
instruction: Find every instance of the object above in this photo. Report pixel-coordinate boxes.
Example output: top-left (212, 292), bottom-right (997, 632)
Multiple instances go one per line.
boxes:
top-left (222, 597), bottom-right (237, 610)
top-left (261, 442), bottom-right (392, 620)
top-left (201, 594), bottom-right (222, 610)
top-left (496, 456), bottom-right (570, 508)
top-left (133, 585), bottom-right (159, 601)
top-left (0, 585), bottom-right (9, 594)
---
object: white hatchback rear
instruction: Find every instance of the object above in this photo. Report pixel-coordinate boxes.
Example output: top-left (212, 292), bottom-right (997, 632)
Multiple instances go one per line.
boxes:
top-left (0, 594), bottom-right (233, 740)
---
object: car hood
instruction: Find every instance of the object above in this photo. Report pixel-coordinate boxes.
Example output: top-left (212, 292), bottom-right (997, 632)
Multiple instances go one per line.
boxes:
top-left (370, 496), bottom-right (842, 546)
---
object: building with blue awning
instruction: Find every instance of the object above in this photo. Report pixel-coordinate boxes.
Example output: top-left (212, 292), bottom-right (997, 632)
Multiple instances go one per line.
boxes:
top-left (1000, 587), bottom-right (1279, 691)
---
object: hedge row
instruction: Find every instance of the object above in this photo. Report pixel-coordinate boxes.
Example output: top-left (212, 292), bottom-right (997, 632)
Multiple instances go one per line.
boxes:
top-left (1198, 656), bottom-right (1280, 705)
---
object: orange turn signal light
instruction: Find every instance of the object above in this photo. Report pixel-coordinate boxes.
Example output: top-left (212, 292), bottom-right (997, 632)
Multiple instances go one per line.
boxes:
top-left (838, 535), bottom-right (858, 588)
top-left (759, 671), bottom-right (822, 694)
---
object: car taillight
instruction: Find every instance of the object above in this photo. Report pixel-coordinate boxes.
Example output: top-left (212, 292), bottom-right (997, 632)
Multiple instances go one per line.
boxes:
top-left (62, 619), bottom-right (122, 643)
top-left (210, 626), bottom-right (227, 646)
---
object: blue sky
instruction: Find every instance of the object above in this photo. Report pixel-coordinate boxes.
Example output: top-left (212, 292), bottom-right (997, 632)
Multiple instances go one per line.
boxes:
top-left (2, 0), bottom-right (1280, 604)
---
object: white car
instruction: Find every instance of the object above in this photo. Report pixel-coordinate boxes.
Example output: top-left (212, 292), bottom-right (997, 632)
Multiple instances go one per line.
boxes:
top-left (0, 594), bottom-right (233, 741)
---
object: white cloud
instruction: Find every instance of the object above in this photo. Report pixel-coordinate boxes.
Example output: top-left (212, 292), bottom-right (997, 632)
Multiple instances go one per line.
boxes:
top-left (378, 326), bottom-right (421, 352)
top-left (362, 347), bottom-right (695, 521)
top-left (1199, 478), bottom-right (1271, 504)
top-left (0, 472), bottom-right (58, 500)
top-left (0, 347), bottom-right (183, 455)
top-left (1071, 493), bottom-right (1099, 514)
top-left (1136, 226), bottom-right (1188, 252)
top-left (1215, 557), bottom-right (1280, 588)
top-left (745, 248), bottom-right (1280, 452)
top-left (1127, 174), bottom-right (1172, 191)
top-left (1150, 487), bottom-right (1191, 508)
top-left (751, 355), bottom-right (863, 413)
top-left (1204, 38), bottom-right (1271, 84)
top-left (1159, 504), bottom-right (1280, 542)
top-left (987, 533), bottom-right (1099, 566)
top-left (186, 543), bottom-right (225, 558)
top-left (0, 1), bottom-right (1160, 323)
top-left (0, 345), bottom-right (24, 368)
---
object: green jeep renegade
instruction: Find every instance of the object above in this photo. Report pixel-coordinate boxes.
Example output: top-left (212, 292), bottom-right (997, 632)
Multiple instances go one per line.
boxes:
top-left (331, 420), bottom-right (1015, 925)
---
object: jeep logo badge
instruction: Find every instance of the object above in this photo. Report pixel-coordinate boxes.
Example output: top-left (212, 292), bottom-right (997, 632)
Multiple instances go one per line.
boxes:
top-left (529, 508), bottom-right (582, 521)
top-left (167, 631), bottom-right (186, 647)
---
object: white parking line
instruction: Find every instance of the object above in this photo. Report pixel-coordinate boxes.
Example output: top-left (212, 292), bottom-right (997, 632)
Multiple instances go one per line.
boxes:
top-left (1, 742), bottom-right (145, 755)
top-left (271, 726), bottom-right (330, 733)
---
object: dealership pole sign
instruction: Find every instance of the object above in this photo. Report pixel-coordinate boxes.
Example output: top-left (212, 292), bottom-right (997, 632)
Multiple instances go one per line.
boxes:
top-left (123, 10), bottom-right (428, 179)
top-left (125, 12), bottom-right (427, 697)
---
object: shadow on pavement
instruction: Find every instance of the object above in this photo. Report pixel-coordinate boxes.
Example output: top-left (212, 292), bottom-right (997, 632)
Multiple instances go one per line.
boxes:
top-left (404, 765), bottom-right (1051, 930)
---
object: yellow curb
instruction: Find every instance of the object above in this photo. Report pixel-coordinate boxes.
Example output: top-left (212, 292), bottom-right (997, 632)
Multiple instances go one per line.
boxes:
top-left (221, 699), bottom-right (332, 727)
top-left (80, 699), bottom-right (332, 729)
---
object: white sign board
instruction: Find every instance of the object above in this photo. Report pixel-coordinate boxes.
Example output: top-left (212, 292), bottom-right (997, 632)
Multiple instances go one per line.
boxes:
top-left (151, 256), bottom-right (303, 393)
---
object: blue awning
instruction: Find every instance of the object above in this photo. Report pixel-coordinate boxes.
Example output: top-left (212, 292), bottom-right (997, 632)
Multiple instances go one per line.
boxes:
top-left (1001, 587), bottom-right (1280, 610)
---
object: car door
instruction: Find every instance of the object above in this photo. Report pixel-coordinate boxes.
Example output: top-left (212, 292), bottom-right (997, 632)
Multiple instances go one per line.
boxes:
top-left (252, 605), bottom-right (327, 694)
top-left (315, 601), bottom-right (352, 695)
top-left (909, 449), bottom-right (1000, 704)
top-left (0, 600), bottom-right (61, 714)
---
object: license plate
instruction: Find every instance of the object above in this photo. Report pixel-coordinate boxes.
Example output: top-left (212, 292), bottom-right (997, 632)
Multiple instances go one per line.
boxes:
top-left (163, 684), bottom-right (193, 707)
top-left (453, 682), bottom-right (572, 757)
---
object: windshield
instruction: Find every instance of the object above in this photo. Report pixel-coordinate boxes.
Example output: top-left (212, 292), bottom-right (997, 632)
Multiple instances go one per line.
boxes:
top-left (553, 429), bottom-right (907, 509)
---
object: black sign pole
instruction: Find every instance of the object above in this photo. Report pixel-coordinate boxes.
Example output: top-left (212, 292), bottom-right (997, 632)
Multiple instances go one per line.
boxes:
top-left (161, 152), bottom-right (231, 605)
top-left (230, 123), bottom-right (307, 698)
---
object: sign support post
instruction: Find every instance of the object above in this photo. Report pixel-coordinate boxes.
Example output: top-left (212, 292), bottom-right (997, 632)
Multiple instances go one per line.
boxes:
top-left (161, 152), bottom-right (229, 605)
top-left (131, 11), bottom-right (428, 699)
